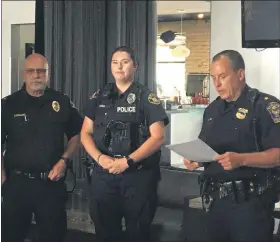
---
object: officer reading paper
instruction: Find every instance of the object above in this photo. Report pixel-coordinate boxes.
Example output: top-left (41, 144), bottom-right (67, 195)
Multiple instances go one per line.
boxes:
top-left (184, 50), bottom-right (280, 242)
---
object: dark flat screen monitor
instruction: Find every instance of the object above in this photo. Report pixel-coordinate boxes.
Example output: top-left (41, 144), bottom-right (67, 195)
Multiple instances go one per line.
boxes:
top-left (241, 0), bottom-right (280, 48)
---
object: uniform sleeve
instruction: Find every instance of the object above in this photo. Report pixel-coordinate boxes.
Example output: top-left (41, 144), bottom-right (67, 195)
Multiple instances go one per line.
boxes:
top-left (83, 90), bottom-right (100, 121)
top-left (198, 110), bottom-right (207, 141)
top-left (64, 98), bottom-right (84, 140)
top-left (1, 98), bottom-right (8, 146)
top-left (257, 97), bottom-right (280, 150)
top-left (84, 98), bottom-right (98, 121)
top-left (142, 91), bottom-right (169, 127)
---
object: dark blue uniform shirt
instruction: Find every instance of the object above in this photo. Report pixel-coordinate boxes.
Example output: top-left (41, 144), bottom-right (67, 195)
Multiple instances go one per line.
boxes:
top-left (85, 82), bottom-right (169, 127)
top-left (1, 86), bottom-right (83, 173)
top-left (199, 85), bottom-right (280, 181)
top-left (84, 82), bottom-right (169, 163)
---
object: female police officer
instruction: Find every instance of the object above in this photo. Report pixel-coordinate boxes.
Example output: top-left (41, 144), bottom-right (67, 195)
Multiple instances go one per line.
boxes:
top-left (81, 46), bottom-right (169, 242)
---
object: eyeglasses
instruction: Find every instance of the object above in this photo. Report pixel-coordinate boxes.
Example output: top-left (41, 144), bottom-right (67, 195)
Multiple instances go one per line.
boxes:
top-left (24, 68), bottom-right (48, 76)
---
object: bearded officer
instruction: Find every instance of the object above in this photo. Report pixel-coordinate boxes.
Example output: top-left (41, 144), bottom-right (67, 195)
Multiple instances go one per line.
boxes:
top-left (81, 46), bottom-right (169, 242)
top-left (1, 53), bottom-right (83, 242)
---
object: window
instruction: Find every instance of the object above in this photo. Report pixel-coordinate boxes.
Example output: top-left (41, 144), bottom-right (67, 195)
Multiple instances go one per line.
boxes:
top-left (156, 2), bottom-right (211, 168)
top-left (156, 46), bottom-right (186, 101)
top-left (157, 62), bottom-right (186, 98)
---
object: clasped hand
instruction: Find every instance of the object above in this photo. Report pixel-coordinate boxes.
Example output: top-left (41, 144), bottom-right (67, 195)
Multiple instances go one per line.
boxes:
top-left (98, 155), bottom-right (128, 174)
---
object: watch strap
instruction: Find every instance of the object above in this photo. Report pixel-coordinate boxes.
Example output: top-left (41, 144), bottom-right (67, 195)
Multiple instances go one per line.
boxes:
top-left (126, 156), bottom-right (135, 167)
top-left (61, 156), bottom-right (70, 165)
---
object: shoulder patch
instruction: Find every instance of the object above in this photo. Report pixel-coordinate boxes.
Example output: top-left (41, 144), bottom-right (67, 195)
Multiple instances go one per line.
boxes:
top-left (266, 102), bottom-right (280, 123)
top-left (148, 93), bottom-right (161, 105)
top-left (90, 89), bottom-right (100, 99)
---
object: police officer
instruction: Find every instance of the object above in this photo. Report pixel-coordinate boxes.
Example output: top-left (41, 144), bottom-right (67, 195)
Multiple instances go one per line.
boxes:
top-left (81, 46), bottom-right (169, 242)
top-left (184, 50), bottom-right (280, 242)
top-left (1, 53), bottom-right (83, 242)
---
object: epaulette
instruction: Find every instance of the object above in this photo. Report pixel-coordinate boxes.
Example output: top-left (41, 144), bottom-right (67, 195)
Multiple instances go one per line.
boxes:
top-left (89, 89), bottom-right (100, 99)
top-left (247, 87), bottom-right (260, 106)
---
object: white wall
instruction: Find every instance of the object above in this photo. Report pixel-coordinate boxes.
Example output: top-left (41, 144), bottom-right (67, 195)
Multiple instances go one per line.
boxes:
top-left (1, 1), bottom-right (35, 98)
top-left (16, 24), bottom-right (35, 92)
top-left (210, 1), bottom-right (280, 102)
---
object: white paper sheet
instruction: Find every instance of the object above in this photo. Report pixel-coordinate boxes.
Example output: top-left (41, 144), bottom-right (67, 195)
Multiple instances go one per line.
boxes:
top-left (166, 139), bottom-right (218, 163)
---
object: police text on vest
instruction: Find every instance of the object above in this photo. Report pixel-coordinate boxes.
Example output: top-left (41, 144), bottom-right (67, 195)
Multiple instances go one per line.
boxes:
top-left (117, 107), bottom-right (136, 113)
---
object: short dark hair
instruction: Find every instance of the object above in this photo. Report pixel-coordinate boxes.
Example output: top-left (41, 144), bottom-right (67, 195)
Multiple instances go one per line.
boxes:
top-left (212, 50), bottom-right (245, 71)
top-left (111, 46), bottom-right (138, 67)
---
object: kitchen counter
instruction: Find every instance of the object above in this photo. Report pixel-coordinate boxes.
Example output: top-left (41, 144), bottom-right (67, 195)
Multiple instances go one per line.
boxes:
top-left (165, 105), bottom-right (207, 114)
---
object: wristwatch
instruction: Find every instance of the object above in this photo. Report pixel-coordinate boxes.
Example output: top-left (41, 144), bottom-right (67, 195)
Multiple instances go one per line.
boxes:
top-left (126, 156), bottom-right (135, 167)
top-left (61, 156), bottom-right (71, 166)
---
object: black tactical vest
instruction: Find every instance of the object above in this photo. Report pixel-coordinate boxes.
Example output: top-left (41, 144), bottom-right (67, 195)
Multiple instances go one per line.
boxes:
top-left (93, 83), bottom-right (149, 157)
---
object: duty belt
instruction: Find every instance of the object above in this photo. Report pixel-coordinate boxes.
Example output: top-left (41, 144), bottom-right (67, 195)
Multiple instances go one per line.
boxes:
top-left (200, 179), bottom-right (272, 212)
top-left (208, 180), bottom-right (255, 199)
top-left (12, 170), bottom-right (49, 180)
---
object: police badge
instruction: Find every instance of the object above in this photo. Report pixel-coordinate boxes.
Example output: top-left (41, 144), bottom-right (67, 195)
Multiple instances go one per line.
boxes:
top-left (52, 101), bottom-right (60, 112)
top-left (127, 93), bottom-right (136, 104)
top-left (235, 108), bottom-right (248, 120)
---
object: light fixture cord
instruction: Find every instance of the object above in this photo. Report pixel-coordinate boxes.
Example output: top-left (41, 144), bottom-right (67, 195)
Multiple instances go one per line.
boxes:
top-left (180, 13), bottom-right (183, 35)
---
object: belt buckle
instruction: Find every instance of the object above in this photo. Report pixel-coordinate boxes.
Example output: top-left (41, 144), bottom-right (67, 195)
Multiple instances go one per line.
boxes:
top-left (114, 155), bottom-right (124, 159)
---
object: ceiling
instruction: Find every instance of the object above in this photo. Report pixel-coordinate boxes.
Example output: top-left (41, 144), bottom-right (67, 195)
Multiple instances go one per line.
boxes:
top-left (157, 1), bottom-right (210, 15)
top-left (158, 12), bottom-right (211, 22)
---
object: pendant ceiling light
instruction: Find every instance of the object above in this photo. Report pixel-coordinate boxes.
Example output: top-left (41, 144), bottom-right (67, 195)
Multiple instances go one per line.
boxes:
top-left (171, 12), bottom-right (190, 58)
top-left (159, 30), bottom-right (176, 43)
top-left (172, 45), bottom-right (190, 58)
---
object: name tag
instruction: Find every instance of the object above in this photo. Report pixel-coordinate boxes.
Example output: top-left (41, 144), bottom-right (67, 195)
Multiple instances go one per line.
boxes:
top-left (14, 113), bottom-right (26, 118)
top-left (14, 113), bottom-right (28, 121)
top-left (117, 106), bottom-right (136, 113)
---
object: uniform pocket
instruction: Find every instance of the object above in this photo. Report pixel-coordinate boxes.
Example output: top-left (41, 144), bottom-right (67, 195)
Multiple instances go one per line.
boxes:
top-left (50, 111), bottom-right (69, 123)
top-left (10, 116), bottom-right (29, 135)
